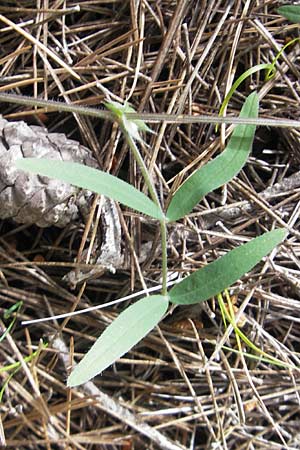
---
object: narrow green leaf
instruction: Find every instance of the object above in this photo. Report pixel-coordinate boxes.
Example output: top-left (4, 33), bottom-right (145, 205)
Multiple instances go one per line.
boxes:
top-left (166, 92), bottom-right (259, 222)
top-left (15, 159), bottom-right (164, 220)
top-left (218, 66), bottom-right (271, 122)
top-left (67, 295), bottom-right (169, 387)
top-left (169, 228), bottom-right (286, 305)
top-left (278, 5), bottom-right (300, 23)
top-left (0, 301), bottom-right (22, 343)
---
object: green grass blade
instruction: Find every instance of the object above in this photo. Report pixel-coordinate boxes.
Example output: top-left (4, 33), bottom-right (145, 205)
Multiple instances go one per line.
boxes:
top-left (166, 92), bottom-right (259, 222)
top-left (15, 159), bottom-right (164, 220)
top-left (217, 292), bottom-right (294, 369)
top-left (169, 229), bottom-right (286, 305)
top-left (218, 67), bottom-right (270, 121)
top-left (0, 341), bottom-right (48, 374)
top-left (67, 295), bottom-right (169, 387)
top-left (0, 301), bottom-right (22, 343)
top-left (278, 5), bottom-right (300, 23)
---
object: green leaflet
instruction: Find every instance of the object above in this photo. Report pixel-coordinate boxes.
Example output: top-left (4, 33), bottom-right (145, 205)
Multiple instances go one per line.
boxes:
top-left (166, 92), bottom-right (259, 222)
top-left (67, 295), bottom-right (169, 387)
top-left (278, 5), bottom-right (300, 23)
top-left (15, 159), bottom-right (164, 220)
top-left (169, 229), bottom-right (286, 305)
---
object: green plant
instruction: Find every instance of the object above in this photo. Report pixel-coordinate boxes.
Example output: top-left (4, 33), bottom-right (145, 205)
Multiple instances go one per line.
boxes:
top-left (14, 90), bottom-right (287, 387)
top-left (217, 291), bottom-right (294, 369)
top-left (0, 301), bottom-right (22, 343)
top-left (0, 340), bottom-right (48, 402)
top-left (218, 38), bottom-right (300, 125)
top-left (278, 5), bottom-right (300, 23)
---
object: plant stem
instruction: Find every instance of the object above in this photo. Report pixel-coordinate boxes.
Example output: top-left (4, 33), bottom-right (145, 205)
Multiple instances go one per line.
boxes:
top-left (160, 219), bottom-right (168, 296)
top-left (122, 127), bottom-right (161, 206)
top-left (2, 92), bottom-right (300, 128)
top-left (0, 92), bottom-right (114, 121)
top-left (2, 89), bottom-right (170, 296)
top-left (122, 127), bottom-right (168, 296)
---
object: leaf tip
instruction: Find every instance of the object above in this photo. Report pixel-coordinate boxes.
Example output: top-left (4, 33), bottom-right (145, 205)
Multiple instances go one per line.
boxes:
top-left (275, 227), bottom-right (288, 241)
top-left (66, 376), bottom-right (74, 388)
top-left (67, 370), bottom-right (85, 388)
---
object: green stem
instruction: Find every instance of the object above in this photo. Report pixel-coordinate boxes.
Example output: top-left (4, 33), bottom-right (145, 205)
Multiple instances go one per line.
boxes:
top-left (1, 91), bottom-right (170, 296)
top-left (122, 127), bottom-right (160, 206)
top-left (0, 92), bottom-right (114, 121)
top-left (2, 92), bottom-right (300, 128)
top-left (160, 219), bottom-right (168, 296)
top-left (122, 127), bottom-right (168, 296)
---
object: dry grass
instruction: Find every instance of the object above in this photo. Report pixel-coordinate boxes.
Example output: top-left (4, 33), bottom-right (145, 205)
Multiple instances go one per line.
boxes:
top-left (0, 1), bottom-right (300, 449)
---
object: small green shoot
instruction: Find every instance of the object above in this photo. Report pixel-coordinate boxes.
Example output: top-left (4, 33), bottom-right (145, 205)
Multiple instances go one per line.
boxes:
top-left (217, 64), bottom-right (274, 128)
top-left (0, 341), bottom-right (48, 375)
top-left (218, 37), bottom-right (300, 131)
top-left (105, 100), bottom-right (153, 141)
top-left (0, 341), bottom-right (48, 402)
top-left (14, 94), bottom-right (286, 386)
top-left (0, 301), bottom-right (22, 343)
top-left (217, 291), bottom-right (295, 369)
top-left (265, 37), bottom-right (300, 80)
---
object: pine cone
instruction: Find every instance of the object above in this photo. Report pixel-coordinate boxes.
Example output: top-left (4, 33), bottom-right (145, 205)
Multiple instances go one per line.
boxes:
top-left (0, 116), bottom-right (96, 227)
